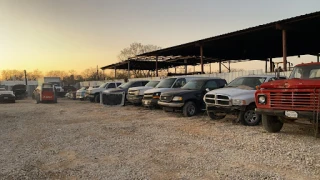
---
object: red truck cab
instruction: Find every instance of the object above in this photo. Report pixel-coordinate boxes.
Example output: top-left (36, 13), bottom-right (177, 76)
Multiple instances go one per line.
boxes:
top-left (255, 62), bottom-right (320, 133)
top-left (35, 83), bottom-right (57, 103)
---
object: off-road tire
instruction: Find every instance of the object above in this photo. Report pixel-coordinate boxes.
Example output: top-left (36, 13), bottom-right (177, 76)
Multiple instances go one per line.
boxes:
top-left (89, 98), bottom-right (95, 103)
top-left (207, 111), bottom-right (226, 120)
top-left (183, 101), bottom-right (197, 117)
top-left (80, 98), bottom-right (84, 101)
top-left (262, 114), bottom-right (284, 133)
top-left (94, 94), bottom-right (100, 103)
top-left (239, 104), bottom-right (261, 126)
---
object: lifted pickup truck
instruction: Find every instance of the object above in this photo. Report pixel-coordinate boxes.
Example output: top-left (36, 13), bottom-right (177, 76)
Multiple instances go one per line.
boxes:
top-left (127, 80), bottom-right (160, 105)
top-left (255, 62), bottom-right (320, 134)
top-left (142, 76), bottom-right (199, 108)
top-left (204, 75), bottom-right (286, 126)
top-left (158, 78), bottom-right (227, 116)
top-left (87, 82), bottom-right (122, 103)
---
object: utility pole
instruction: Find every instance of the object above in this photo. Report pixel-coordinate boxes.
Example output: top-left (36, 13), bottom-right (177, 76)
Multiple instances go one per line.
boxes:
top-left (96, 65), bottom-right (99, 80)
top-left (24, 70), bottom-right (27, 85)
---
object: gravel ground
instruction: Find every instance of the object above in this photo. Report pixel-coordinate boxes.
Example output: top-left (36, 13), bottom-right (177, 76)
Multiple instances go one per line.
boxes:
top-left (0, 98), bottom-right (320, 180)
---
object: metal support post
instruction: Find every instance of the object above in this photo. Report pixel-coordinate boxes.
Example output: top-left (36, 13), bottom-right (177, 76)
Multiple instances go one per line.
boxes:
top-left (282, 30), bottom-right (287, 71)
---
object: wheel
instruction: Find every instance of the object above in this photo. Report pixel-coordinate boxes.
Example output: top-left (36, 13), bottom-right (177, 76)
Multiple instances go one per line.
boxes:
top-left (80, 98), bottom-right (84, 101)
top-left (262, 114), bottom-right (283, 132)
top-left (207, 111), bottom-right (226, 120)
top-left (94, 94), bottom-right (100, 103)
top-left (89, 98), bottom-right (95, 103)
top-left (12, 100), bottom-right (16, 103)
top-left (239, 104), bottom-right (261, 126)
top-left (54, 97), bottom-right (57, 103)
top-left (183, 101), bottom-right (197, 117)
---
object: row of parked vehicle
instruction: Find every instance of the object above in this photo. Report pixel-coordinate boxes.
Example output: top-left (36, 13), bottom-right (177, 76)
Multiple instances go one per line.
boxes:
top-left (73, 62), bottom-right (320, 135)
top-left (24, 62), bottom-right (316, 136)
top-left (74, 73), bottom-right (283, 129)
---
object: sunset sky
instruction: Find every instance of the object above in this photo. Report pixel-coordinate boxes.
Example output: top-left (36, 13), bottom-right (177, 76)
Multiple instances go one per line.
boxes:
top-left (0, 0), bottom-right (319, 73)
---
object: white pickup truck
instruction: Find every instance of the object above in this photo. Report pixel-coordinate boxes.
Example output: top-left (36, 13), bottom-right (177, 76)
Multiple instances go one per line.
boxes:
top-left (127, 80), bottom-right (160, 105)
top-left (204, 75), bottom-right (286, 126)
top-left (86, 82), bottom-right (122, 103)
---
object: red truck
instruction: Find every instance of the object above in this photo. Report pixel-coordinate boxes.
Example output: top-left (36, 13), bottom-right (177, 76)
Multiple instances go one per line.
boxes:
top-left (255, 62), bottom-right (320, 135)
top-left (34, 83), bottom-right (58, 103)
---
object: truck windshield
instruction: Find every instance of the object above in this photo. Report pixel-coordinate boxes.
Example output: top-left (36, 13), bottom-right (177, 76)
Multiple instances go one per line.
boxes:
top-left (145, 81), bottom-right (160, 87)
top-left (181, 80), bottom-right (204, 90)
top-left (289, 65), bottom-right (320, 79)
top-left (99, 83), bottom-right (108, 88)
top-left (227, 77), bottom-right (266, 89)
top-left (155, 78), bottom-right (177, 88)
top-left (118, 82), bottom-right (131, 89)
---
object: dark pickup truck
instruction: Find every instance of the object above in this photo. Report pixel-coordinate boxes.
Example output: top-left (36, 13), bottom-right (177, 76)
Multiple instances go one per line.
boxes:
top-left (158, 78), bottom-right (227, 117)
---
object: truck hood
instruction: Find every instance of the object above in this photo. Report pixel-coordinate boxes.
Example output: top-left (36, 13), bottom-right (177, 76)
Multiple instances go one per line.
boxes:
top-left (76, 89), bottom-right (86, 93)
top-left (144, 88), bottom-right (177, 94)
top-left (161, 89), bottom-right (199, 96)
top-left (206, 87), bottom-right (255, 97)
top-left (129, 86), bottom-right (152, 91)
top-left (0, 91), bottom-right (15, 95)
top-left (89, 87), bottom-right (104, 93)
top-left (260, 79), bottom-right (320, 89)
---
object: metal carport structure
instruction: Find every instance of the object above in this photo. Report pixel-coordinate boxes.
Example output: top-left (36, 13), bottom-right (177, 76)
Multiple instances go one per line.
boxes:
top-left (138, 11), bottom-right (320, 74)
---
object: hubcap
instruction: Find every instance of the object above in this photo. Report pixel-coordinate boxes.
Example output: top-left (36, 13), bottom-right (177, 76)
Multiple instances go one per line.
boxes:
top-left (188, 105), bottom-right (196, 115)
top-left (244, 110), bottom-right (257, 123)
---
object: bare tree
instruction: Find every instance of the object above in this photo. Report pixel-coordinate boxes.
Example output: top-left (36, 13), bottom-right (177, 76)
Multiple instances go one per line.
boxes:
top-left (118, 42), bottom-right (161, 62)
top-left (117, 42), bottom-right (161, 78)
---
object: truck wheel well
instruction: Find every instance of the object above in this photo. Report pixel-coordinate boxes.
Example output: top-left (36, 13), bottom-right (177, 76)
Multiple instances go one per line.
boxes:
top-left (185, 99), bottom-right (199, 107)
top-left (247, 102), bottom-right (256, 108)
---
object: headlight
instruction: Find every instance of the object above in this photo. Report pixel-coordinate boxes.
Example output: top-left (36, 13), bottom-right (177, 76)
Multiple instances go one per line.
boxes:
top-left (134, 90), bottom-right (140, 96)
top-left (172, 96), bottom-right (183, 101)
top-left (153, 92), bottom-right (161, 99)
top-left (232, 99), bottom-right (246, 105)
top-left (258, 95), bottom-right (266, 104)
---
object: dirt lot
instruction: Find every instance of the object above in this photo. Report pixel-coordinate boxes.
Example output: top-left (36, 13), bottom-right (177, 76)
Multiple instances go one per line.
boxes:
top-left (0, 98), bottom-right (320, 180)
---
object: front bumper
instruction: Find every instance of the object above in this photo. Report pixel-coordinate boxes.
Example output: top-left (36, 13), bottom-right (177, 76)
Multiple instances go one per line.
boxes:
top-left (0, 95), bottom-right (15, 102)
top-left (206, 104), bottom-right (246, 113)
top-left (87, 94), bottom-right (95, 98)
top-left (255, 108), bottom-right (313, 119)
top-left (158, 101), bottom-right (184, 108)
top-left (142, 98), bottom-right (159, 107)
top-left (127, 95), bottom-right (143, 104)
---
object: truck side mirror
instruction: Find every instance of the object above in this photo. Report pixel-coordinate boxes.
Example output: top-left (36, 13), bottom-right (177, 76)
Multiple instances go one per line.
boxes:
top-left (205, 88), bottom-right (210, 92)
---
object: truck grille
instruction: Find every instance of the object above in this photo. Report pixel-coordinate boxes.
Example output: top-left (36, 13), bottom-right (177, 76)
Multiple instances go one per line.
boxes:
top-left (205, 94), bottom-right (231, 106)
top-left (102, 93), bottom-right (124, 106)
top-left (143, 93), bottom-right (153, 100)
top-left (160, 95), bottom-right (173, 102)
top-left (270, 91), bottom-right (320, 111)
